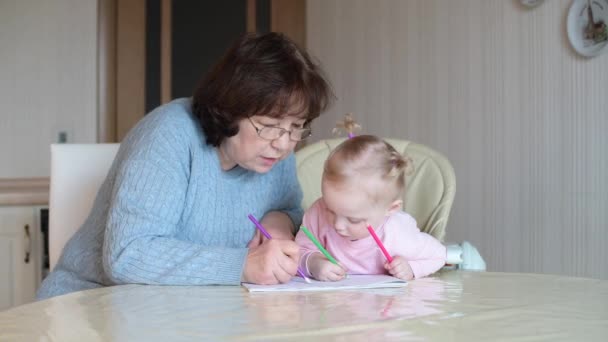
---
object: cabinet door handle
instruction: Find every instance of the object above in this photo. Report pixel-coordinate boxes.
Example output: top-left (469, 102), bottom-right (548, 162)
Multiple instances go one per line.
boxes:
top-left (24, 224), bottom-right (31, 263)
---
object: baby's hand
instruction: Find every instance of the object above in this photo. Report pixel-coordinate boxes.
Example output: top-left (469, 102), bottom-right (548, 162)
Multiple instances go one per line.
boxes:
top-left (308, 253), bottom-right (347, 281)
top-left (384, 256), bottom-right (414, 280)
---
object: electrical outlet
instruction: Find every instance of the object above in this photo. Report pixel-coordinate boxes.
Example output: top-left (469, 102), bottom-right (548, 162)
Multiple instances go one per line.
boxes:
top-left (57, 131), bottom-right (68, 143)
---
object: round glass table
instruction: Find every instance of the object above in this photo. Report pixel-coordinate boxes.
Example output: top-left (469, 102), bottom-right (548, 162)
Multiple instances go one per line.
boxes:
top-left (1, 271), bottom-right (607, 341)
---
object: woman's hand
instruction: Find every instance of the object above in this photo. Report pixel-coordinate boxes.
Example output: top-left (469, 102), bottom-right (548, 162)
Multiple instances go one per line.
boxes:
top-left (242, 239), bottom-right (300, 284)
top-left (384, 256), bottom-right (414, 280)
top-left (307, 253), bottom-right (347, 281)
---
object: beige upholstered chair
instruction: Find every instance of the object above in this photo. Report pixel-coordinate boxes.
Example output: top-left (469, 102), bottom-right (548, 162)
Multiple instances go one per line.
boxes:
top-left (48, 143), bottom-right (120, 270)
top-left (295, 138), bottom-right (456, 242)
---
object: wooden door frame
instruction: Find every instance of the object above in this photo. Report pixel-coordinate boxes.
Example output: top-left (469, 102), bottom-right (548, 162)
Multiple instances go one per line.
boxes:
top-left (246, 0), bottom-right (306, 48)
top-left (98, 0), bottom-right (146, 143)
top-left (97, 0), bottom-right (306, 143)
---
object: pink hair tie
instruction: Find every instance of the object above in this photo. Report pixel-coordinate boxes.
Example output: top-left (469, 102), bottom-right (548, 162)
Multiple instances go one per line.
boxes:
top-left (333, 113), bottom-right (361, 139)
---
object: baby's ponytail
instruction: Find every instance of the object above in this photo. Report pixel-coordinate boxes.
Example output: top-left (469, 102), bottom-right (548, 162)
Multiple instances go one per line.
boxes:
top-left (387, 150), bottom-right (414, 180)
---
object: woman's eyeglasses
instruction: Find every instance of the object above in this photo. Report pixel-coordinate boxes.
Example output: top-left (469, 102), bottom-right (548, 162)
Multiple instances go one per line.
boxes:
top-left (248, 117), bottom-right (312, 141)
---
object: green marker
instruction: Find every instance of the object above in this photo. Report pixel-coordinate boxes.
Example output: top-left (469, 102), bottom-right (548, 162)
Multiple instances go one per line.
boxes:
top-left (300, 226), bottom-right (339, 265)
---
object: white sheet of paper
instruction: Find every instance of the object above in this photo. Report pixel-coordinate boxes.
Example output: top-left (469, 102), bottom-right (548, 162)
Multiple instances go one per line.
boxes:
top-left (242, 274), bottom-right (407, 292)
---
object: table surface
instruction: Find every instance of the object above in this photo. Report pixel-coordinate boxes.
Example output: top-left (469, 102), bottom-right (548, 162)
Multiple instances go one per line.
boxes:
top-left (1, 271), bottom-right (607, 341)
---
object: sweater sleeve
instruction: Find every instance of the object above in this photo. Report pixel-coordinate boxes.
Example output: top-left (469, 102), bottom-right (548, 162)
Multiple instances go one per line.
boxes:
top-left (295, 199), bottom-right (325, 276)
top-left (406, 234), bottom-right (446, 279)
top-left (391, 214), bottom-right (446, 279)
top-left (102, 111), bottom-right (247, 286)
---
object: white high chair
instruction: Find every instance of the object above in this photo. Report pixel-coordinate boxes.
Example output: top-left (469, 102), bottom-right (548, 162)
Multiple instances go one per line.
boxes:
top-left (48, 143), bottom-right (120, 270)
top-left (295, 138), bottom-right (485, 271)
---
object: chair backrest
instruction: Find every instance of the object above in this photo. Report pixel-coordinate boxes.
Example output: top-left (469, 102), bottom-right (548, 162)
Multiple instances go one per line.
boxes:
top-left (295, 138), bottom-right (455, 242)
top-left (48, 143), bottom-right (120, 270)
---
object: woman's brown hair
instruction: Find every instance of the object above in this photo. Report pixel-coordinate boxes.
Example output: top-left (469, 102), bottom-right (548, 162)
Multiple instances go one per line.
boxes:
top-left (192, 32), bottom-right (334, 146)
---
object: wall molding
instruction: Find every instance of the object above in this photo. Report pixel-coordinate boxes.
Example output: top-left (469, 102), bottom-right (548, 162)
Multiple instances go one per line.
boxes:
top-left (0, 178), bottom-right (49, 206)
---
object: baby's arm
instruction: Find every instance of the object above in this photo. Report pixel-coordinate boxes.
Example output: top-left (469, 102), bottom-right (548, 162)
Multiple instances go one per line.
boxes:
top-left (294, 229), bottom-right (321, 277)
top-left (384, 256), bottom-right (415, 280)
top-left (306, 253), bottom-right (347, 281)
top-left (388, 215), bottom-right (446, 279)
top-left (294, 231), bottom-right (347, 281)
top-left (406, 233), bottom-right (446, 278)
top-left (294, 200), bottom-right (347, 281)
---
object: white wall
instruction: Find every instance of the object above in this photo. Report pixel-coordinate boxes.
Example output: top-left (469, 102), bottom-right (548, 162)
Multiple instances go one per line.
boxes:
top-left (0, 0), bottom-right (98, 178)
top-left (307, 0), bottom-right (608, 279)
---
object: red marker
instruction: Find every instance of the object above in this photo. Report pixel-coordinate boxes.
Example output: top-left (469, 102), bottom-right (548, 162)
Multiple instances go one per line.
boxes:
top-left (367, 225), bottom-right (393, 263)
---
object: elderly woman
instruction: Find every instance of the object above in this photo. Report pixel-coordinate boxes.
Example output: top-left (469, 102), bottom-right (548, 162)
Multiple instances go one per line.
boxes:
top-left (38, 32), bottom-right (334, 299)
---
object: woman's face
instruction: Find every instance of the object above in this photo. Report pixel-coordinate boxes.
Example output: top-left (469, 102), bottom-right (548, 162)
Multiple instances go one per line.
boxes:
top-left (217, 114), bottom-right (306, 173)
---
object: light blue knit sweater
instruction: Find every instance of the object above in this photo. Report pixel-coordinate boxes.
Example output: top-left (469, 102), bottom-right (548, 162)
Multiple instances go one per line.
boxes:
top-left (37, 98), bottom-right (304, 299)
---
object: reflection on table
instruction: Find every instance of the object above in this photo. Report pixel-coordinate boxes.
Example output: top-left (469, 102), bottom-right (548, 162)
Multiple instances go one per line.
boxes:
top-left (1, 271), bottom-right (607, 341)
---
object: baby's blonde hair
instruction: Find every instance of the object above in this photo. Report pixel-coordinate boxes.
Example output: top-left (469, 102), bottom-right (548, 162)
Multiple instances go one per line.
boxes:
top-left (323, 135), bottom-right (413, 205)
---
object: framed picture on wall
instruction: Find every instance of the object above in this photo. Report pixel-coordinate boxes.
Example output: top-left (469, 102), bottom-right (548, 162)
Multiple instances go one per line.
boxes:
top-left (567, 0), bottom-right (608, 57)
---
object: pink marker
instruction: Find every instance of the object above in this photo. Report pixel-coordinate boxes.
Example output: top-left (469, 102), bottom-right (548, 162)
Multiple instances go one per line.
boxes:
top-left (367, 225), bottom-right (393, 263)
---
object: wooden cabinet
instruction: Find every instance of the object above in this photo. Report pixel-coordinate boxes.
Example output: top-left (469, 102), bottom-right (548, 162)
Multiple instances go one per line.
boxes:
top-left (0, 206), bottom-right (44, 310)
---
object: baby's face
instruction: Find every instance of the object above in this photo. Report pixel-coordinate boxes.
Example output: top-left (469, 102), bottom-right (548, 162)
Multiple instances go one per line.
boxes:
top-left (321, 180), bottom-right (389, 240)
